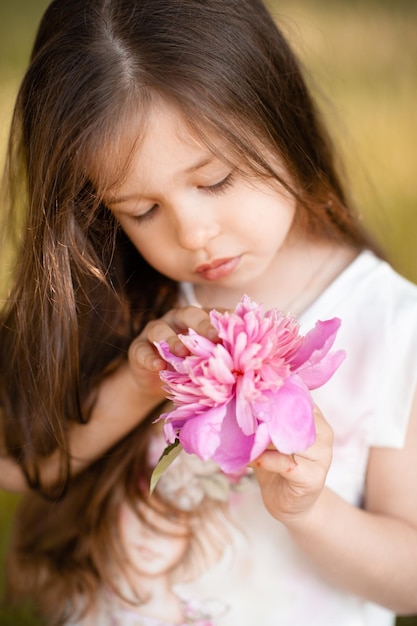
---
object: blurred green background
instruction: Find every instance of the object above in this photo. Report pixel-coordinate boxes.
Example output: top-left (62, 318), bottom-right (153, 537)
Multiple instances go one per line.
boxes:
top-left (0, 0), bottom-right (416, 624)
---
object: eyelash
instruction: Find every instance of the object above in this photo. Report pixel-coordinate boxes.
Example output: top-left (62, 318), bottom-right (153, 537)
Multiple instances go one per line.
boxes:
top-left (203, 171), bottom-right (234, 195)
top-left (133, 172), bottom-right (235, 224)
top-left (134, 204), bottom-right (158, 224)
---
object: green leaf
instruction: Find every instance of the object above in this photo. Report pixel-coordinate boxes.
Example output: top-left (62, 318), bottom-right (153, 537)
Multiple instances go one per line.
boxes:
top-left (149, 439), bottom-right (183, 495)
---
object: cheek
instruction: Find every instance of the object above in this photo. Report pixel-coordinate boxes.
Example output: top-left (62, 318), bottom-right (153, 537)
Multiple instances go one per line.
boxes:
top-left (120, 219), bottom-right (172, 264)
top-left (235, 184), bottom-right (296, 234)
top-left (118, 504), bottom-right (137, 547)
top-left (267, 196), bottom-right (297, 237)
top-left (119, 224), bottom-right (165, 269)
top-left (156, 533), bottom-right (189, 565)
top-left (244, 204), bottom-right (295, 246)
top-left (130, 236), bottom-right (156, 263)
top-left (128, 232), bottom-right (187, 282)
top-left (138, 244), bottom-right (176, 277)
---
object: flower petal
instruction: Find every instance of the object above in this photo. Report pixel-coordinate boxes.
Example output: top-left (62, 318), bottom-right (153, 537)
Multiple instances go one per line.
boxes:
top-left (154, 340), bottom-right (187, 373)
top-left (254, 376), bottom-right (316, 454)
top-left (248, 422), bottom-right (272, 462)
top-left (178, 404), bottom-right (227, 460)
top-left (289, 318), bottom-right (341, 370)
top-left (211, 399), bottom-right (256, 472)
top-left (178, 330), bottom-right (216, 358)
top-left (297, 348), bottom-right (346, 390)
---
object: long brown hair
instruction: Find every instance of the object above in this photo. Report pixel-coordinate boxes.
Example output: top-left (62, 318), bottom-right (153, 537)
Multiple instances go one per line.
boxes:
top-left (6, 411), bottom-right (230, 625)
top-left (0, 0), bottom-right (379, 495)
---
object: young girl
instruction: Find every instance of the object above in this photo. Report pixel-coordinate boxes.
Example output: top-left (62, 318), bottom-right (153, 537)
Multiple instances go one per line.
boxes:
top-left (1, 0), bottom-right (417, 624)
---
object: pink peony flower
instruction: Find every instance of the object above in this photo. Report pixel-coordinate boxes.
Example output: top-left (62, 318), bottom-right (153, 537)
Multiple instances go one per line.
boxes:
top-left (155, 295), bottom-right (345, 474)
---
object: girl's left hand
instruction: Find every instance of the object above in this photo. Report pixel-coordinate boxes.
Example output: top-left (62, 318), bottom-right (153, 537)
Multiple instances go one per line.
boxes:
top-left (251, 406), bottom-right (333, 526)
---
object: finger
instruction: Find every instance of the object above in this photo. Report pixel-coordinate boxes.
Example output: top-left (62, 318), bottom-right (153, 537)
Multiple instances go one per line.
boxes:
top-left (313, 406), bottom-right (333, 445)
top-left (128, 337), bottom-right (167, 373)
top-left (129, 319), bottom-right (181, 372)
top-left (163, 306), bottom-right (219, 341)
top-left (128, 304), bottom-right (226, 374)
top-left (252, 408), bottom-right (333, 475)
top-left (250, 449), bottom-right (298, 474)
top-left (145, 319), bottom-right (189, 356)
top-left (129, 309), bottom-right (207, 370)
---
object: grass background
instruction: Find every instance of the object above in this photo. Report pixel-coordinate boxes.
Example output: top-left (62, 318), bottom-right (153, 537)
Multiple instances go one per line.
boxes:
top-left (0, 0), bottom-right (416, 623)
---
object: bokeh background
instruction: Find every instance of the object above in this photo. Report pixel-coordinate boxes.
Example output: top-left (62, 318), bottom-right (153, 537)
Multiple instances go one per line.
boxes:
top-left (0, 0), bottom-right (416, 623)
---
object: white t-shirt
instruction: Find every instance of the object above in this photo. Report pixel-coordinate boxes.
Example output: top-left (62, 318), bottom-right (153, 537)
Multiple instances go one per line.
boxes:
top-left (170, 251), bottom-right (417, 626)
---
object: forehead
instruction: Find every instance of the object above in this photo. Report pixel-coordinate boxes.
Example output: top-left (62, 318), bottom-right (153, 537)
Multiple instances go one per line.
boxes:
top-left (90, 98), bottom-right (242, 196)
top-left (126, 101), bottom-right (212, 174)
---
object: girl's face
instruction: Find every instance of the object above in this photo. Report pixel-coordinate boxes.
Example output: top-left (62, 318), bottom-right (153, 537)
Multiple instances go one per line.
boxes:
top-left (119, 500), bottom-right (190, 578)
top-left (105, 100), bottom-right (298, 306)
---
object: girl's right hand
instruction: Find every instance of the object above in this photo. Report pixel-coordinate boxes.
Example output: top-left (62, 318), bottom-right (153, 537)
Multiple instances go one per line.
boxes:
top-left (127, 306), bottom-right (217, 397)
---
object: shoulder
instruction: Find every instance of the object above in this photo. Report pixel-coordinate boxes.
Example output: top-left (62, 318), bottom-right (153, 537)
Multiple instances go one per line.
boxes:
top-left (367, 253), bottom-right (417, 313)
top-left (311, 251), bottom-right (417, 448)
top-left (305, 250), bottom-right (417, 367)
top-left (348, 253), bottom-right (417, 358)
top-left (319, 251), bottom-right (417, 342)
top-left (350, 254), bottom-right (417, 446)
top-left (340, 250), bottom-right (417, 314)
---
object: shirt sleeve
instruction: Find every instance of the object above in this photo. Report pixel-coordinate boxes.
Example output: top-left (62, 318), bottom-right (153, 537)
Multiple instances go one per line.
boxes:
top-left (369, 269), bottom-right (417, 448)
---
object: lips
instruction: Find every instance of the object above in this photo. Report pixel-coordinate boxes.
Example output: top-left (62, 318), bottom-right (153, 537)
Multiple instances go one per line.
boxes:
top-left (134, 544), bottom-right (161, 560)
top-left (195, 256), bottom-right (240, 281)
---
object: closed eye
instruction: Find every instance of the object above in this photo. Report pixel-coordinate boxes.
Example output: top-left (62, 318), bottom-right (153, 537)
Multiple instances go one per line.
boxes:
top-left (201, 171), bottom-right (235, 195)
top-left (132, 203), bottom-right (159, 223)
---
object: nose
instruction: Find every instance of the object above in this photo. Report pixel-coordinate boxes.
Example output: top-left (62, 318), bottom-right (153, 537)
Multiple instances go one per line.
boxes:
top-left (172, 203), bottom-right (220, 251)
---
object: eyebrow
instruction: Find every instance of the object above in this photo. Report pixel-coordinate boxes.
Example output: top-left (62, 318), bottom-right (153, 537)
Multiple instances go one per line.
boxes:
top-left (106, 155), bottom-right (216, 206)
top-left (185, 155), bottom-right (213, 173)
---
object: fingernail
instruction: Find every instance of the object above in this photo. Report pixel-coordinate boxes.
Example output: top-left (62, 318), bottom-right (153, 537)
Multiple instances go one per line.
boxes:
top-left (207, 327), bottom-right (218, 341)
top-left (173, 341), bottom-right (188, 356)
top-left (152, 357), bottom-right (166, 371)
